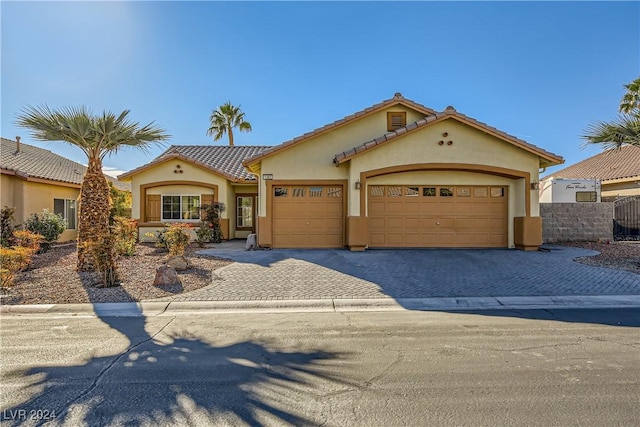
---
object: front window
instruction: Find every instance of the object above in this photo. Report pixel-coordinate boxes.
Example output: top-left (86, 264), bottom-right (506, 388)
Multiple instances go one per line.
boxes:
top-left (237, 196), bottom-right (253, 228)
top-left (54, 198), bottom-right (76, 229)
top-left (162, 195), bottom-right (200, 220)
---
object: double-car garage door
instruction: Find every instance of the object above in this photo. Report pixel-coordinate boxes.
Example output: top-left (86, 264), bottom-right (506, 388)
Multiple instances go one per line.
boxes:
top-left (270, 183), bottom-right (508, 249)
top-left (368, 185), bottom-right (508, 248)
top-left (272, 184), bottom-right (344, 248)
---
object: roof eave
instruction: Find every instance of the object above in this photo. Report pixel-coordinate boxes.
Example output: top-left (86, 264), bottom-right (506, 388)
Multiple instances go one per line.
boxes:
top-left (244, 97), bottom-right (437, 167)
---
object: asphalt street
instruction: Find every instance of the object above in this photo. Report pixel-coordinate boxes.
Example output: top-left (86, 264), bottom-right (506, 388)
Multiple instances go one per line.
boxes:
top-left (1, 309), bottom-right (639, 426)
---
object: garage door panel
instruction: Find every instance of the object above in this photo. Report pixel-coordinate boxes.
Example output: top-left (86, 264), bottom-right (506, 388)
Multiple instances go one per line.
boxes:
top-left (368, 185), bottom-right (507, 248)
top-left (272, 185), bottom-right (343, 248)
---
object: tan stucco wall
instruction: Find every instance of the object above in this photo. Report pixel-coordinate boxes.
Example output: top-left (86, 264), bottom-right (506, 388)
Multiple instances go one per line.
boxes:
top-left (128, 159), bottom-right (231, 220)
top-left (126, 159), bottom-right (258, 240)
top-left (348, 119), bottom-right (540, 217)
top-left (258, 106), bottom-right (428, 214)
top-left (1, 174), bottom-right (79, 242)
top-left (602, 181), bottom-right (640, 198)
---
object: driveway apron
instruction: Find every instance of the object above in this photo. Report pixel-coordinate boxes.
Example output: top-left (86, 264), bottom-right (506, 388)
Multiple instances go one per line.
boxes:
top-left (155, 245), bottom-right (640, 302)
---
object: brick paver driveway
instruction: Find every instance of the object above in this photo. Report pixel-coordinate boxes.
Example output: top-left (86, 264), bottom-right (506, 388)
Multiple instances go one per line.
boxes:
top-left (157, 245), bottom-right (640, 302)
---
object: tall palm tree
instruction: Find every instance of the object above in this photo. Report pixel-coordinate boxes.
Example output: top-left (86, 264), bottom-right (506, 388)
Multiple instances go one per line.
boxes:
top-left (206, 101), bottom-right (252, 146)
top-left (16, 106), bottom-right (170, 278)
top-left (583, 77), bottom-right (640, 149)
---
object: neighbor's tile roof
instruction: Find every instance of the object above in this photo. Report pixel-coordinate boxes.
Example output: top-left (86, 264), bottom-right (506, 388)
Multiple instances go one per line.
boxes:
top-left (243, 93), bottom-right (437, 166)
top-left (333, 106), bottom-right (564, 167)
top-left (1, 137), bottom-right (131, 191)
top-left (119, 145), bottom-right (272, 181)
top-left (543, 145), bottom-right (640, 182)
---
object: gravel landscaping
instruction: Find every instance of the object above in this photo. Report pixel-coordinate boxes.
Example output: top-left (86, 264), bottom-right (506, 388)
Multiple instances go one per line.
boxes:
top-left (0, 241), bottom-right (638, 305)
top-left (0, 243), bottom-right (231, 305)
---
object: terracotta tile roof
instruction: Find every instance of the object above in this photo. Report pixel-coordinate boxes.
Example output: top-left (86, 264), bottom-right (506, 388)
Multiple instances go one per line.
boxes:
top-left (1, 137), bottom-right (131, 191)
top-left (543, 145), bottom-right (640, 182)
top-left (119, 145), bottom-right (272, 182)
top-left (333, 106), bottom-right (564, 167)
top-left (243, 93), bottom-right (437, 167)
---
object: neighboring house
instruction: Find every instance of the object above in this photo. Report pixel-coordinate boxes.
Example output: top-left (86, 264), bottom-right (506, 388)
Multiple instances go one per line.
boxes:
top-left (123, 93), bottom-right (563, 251)
top-left (118, 145), bottom-right (270, 242)
top-left (1, 137), bottom-right (131, 242)
top-left (541, 145), bottom-right (640, 200)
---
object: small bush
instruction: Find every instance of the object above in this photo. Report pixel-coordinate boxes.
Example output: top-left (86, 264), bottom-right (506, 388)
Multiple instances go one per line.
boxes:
top-left (13, 230), bottom-right (44, 253)
top-left (161, 223), bottom-right (191, 256)
top-left (195, 223), bottom-right (213, 247)
top-left (200, 202), bottom-right (226, 244)
top-left (1, 206), bottom-right (16, 247)
top-left (112, 217), bottom-right (138, 256)
top-left (0, 246), bottom-right (34, 288)
top-left (24, 209), bottom-right (66, 252)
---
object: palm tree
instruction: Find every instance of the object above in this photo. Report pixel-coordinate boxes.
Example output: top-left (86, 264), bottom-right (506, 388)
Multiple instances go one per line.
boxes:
top-left (206, 101), bottom-right (252, 146)
top-left (16, 106), bottom-right (170, 279)
top-left (583, 77), bottom-right (640, 149)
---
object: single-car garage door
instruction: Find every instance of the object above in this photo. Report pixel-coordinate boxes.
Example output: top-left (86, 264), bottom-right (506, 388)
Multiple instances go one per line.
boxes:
top-left (272, 184), bottom-right (344, 248)
top-left (368, 185), bottom-right (508, 248)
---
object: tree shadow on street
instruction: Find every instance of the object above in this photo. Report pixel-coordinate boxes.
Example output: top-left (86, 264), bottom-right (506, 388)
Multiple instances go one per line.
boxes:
top-left (1, 295), bottom-right (347, 426)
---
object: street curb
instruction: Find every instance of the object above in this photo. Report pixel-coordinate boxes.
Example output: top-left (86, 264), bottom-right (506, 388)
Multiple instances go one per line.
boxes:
top-left (1, 295), bottom-right (640, 317)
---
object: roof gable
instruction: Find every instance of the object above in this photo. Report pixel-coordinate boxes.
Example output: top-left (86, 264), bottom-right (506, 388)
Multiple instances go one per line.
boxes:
top-left (119, 145), bottom-right (271, 182)
top-left (543, 145), bottom-right (640, 182)
top-left (1, 137), bottom-right (130, 191)
top-left (243, 93), bottom-right (436, 169)
top-left (333, 106), bottom-right (564, 168)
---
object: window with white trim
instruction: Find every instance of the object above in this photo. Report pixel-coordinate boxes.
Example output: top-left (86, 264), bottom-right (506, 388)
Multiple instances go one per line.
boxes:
top-left (162, 195), bottom-right (200, 220)
top-left (54, 198), bottom-right (76, 229)
top-left (236, 196), bottom-right (254, 229)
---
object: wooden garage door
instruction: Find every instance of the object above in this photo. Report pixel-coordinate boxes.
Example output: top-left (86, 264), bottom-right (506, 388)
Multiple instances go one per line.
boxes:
top-left (272, 185), bottom-right (344, 248)
top-left (368, 185), bottom-right (508, 248)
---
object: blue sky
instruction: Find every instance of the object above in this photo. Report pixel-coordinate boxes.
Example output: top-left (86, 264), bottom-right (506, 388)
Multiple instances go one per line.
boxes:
top-left (2, 1), bottom-right (638, 177)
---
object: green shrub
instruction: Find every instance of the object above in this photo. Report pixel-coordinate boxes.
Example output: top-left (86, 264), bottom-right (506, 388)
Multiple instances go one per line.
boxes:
top-left (24, 209), bottom-right (66, 252)
top-left (161, 223), bottom-right (191, 256)
top-left (195, 223), bottom-right (213, 247)
top-left (112, 217), bottom-right (138, 256)
top-left (1, 206), bottom-right (16, 247)
top-left (109, 182), bottom-right (131, 223)
top-left (200, 202), bottom-right (226, 244)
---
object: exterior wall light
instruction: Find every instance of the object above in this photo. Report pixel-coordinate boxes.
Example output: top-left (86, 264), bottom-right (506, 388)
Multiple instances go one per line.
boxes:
top-left (355, 180), bottom-right (361, 190)
top-left (530, 181), bottom-right (540, 190)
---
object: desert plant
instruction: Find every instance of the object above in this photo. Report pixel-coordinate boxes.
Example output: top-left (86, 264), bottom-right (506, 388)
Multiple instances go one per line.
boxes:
top-left (0, 246), bottom-right (34, 288)
top-left (112, 217), bottom-right (138, 256)
top-left (1, 206), bottom-right (16, 247)
top-left (84, 235), bottom-right (119, 287)
top-left (12, 230), bottom-right (44, 253)
top-left (195, 223), bottom-right (213, 247)
top-left (24, 209), bottom-right (66, 252)
top-left (161, 223), bottom-right (191, 256)
top-left (17, 105), bottom-right (169, 271)
top-left (109, 182), bottom-right (132, 223)
top-left (200, 202), bottom-right (226, 243)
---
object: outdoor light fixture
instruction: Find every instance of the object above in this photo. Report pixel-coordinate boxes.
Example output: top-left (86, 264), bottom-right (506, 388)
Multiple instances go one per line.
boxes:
top-left (355, 180), bottom-right (361, 190)
top-left (530, 180), bottom-right (540, 190)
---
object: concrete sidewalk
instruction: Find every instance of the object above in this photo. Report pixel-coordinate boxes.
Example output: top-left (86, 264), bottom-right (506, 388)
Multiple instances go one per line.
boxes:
top-left (2, 295), bottom-right (640, 317)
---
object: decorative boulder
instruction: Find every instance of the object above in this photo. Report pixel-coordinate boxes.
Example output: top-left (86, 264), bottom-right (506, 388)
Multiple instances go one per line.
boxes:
top-left (153, 265), bottom-right (181, 286)
top-left (166, 255), bottom-right (191, 271)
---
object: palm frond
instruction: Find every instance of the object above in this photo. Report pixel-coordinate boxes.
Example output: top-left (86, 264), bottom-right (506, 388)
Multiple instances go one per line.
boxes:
top-left (582, 114), bottom-right (640, 150)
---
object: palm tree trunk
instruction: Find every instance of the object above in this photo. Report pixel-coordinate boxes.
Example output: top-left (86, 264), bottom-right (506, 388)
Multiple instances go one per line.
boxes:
top-left (77, 157), bottom-right (112, 272)
top-left (228, 127), bottom-right (234, 146)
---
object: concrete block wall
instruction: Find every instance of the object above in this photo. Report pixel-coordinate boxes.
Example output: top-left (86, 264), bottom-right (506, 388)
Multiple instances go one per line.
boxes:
top-left (540, 202), bottom-right (613, 243)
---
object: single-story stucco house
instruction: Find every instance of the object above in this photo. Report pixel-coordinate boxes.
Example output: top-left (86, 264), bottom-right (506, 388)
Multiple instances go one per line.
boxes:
top-left (1, 137), bottom-right (131, 242)
top-left (119, 93), bottom-right (564, 251)
top-left (542, 144), bottom-right (640, 200)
